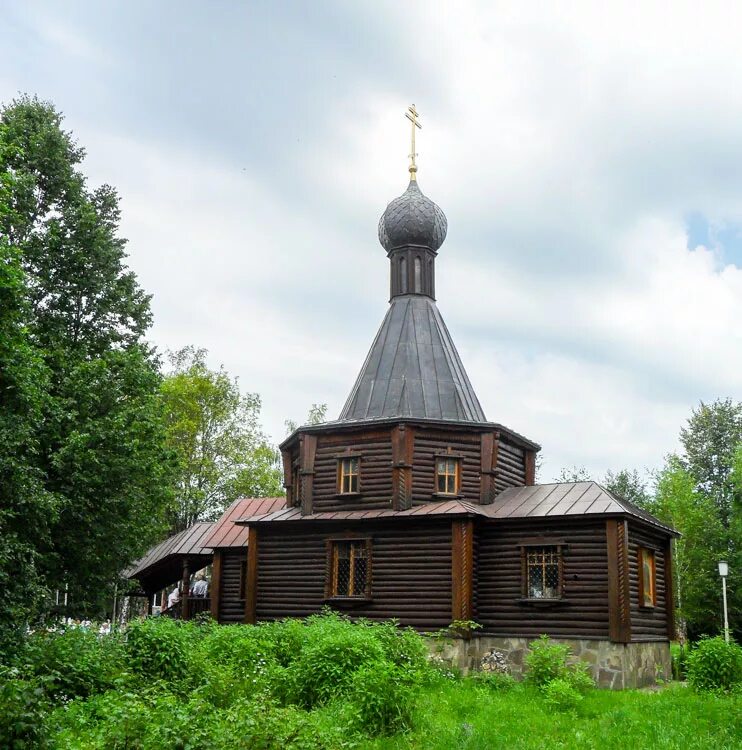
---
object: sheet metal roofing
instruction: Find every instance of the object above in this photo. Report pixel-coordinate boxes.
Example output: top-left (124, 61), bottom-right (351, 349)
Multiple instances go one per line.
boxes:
top-left (338, 295), bottom-right (487, 424)
top-left (125, 522), bottom-right (215, 580)
top-left (237, 482), bottom-right (675, 535)
top-left (203, 496), bottom-right (286, 549)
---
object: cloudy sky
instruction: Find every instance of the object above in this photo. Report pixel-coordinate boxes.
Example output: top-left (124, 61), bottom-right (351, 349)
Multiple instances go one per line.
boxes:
top-left (2, 1), bottom-right (741, 483)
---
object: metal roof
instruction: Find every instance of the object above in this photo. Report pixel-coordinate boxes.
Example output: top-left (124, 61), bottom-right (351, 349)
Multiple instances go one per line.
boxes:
top-left (124, 522), bottom-right (216, 592)
top-left (338, 295), bottom-right (487, 424)
top-left (203, 496), bottom-right (286, 549)
top-left (237, 482), bottom-right (676, 535)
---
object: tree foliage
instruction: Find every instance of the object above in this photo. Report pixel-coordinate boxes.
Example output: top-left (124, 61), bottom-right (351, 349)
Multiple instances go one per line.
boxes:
top-left (603, 469), bottom-right (651, 508)
top-left (0, 95), bottom-right (172, 618)
top-left (284, 403), bottom-right (328, 436)
top-left (161, 347), bottom-right (283, 531)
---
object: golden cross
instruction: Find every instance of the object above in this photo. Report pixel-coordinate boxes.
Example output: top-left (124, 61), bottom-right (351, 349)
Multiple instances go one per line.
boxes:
top-left (405, 104), bottom-right (422, 179)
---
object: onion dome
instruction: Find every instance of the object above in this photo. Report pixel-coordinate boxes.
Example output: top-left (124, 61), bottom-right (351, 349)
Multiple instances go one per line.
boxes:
top-left (378, 180), bottom-right (448, 253)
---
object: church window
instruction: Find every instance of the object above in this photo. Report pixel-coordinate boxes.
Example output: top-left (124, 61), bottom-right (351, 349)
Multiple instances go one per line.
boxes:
top-left (436, 457), bottom-right (460, 495)
top-left (525, 545), bottom-right (562, 599)
top-left (639, 547), bottom-right (656, 607)
top-left (414, 257), bottom-right (422, 292)
top-left (327, 539), bottom-right (371, 598)
top-left (338, 456), bottom-right (360, 494)
top-left (400, 257), bottom-right (407, 293)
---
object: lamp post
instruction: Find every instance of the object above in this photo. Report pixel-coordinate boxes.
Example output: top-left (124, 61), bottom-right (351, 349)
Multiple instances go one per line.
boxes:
top-left (718, 560), bottom-right (730, 643)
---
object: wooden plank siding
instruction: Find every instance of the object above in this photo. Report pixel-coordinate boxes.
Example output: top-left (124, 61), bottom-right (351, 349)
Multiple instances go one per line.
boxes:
top-left (311, 431), bottom-right (394, 512)
top-left (218, 550), bottom-right (246, 623)
top-left (477, 519), bottom-right (611, 639)
top-left (628, 523), bottom-right (669, 641)
top-left (254, 520), bottom-right (453, 629)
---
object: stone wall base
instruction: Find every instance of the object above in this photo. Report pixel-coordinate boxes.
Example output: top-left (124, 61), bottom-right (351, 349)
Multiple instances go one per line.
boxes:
top-left (429, 636), bottom-right (671, 689)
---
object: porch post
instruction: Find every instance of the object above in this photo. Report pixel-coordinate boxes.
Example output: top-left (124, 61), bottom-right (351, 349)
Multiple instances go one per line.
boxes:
top-left (181, 559), bottom-right (190, 621)
top-left (606, 519), bottom-right (631, 643)
top-left (244, 527), bottom-right (259, 624)
top-left (451, 519), bottom-right (474, 631)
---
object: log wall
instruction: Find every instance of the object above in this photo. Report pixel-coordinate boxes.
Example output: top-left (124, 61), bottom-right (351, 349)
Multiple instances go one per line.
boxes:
top-left (477, 519), bottom-right (611, 639)
top-left (218, 549), bottom-right (246, 623)
top-left (255, 520), bottom-right (453, 629)
top-left (493, 438), bottom-right (527, 495)
top-left (628, 523), bottom-right (669, 641)
top-left (311, 431), bottom-right (393, 512)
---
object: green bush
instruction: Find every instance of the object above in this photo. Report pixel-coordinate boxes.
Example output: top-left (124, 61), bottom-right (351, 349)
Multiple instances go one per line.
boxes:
top-left (286, 616), bottom-right (385, 707)
top-left (542, 677), bottom-right (584, 712)
top-left (471, 671), bottom-right (518, 692)
top-left (125, 617), bottom-right (190, 685)
top-left (670, 642), bottom-right (688, 681)
top-left (349, 660), bottom-right (416, 735)
top-left (686, 637), bottom-right (742, 693)
top-left (524, 635), bottom-right (572, 687)
top-left (0, 671), bottom-right (52, 750)
top-left (21, 627), bottom-right (127, 700)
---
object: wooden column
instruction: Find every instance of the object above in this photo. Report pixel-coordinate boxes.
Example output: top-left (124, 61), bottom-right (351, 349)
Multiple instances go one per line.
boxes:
top-left (180, 559), bottom-right (190, 621)
top-left (300, 434), bottom-right (317, 516)
top-left (451, 520), bottom-right (474, 629)
top-left (524, 450), bottom-right (536, 486)
top-left (391, 425), bottom-right (414, 510)
top-left (606, 519), bottom-right (631, 643)
top-left (664, 539), bottom-right (676, 640)
top-left (210, 550), bottom-right (222, 621)
top-left (281, 449), bottom-right (293, 504)
top-left (244, 527), bottom-right (259, 624)
top-left (479, 431), bottom-right (498, 504)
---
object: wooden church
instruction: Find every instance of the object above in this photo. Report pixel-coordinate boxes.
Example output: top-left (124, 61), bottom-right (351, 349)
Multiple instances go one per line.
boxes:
top-left (129, 107), bottom-right (677, 688)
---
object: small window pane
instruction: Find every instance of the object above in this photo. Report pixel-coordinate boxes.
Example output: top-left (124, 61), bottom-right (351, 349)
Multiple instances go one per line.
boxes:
top-left (339, 457), bottom-right (359, 494)
top-left (436, 458), bottom-right (458, 495)
top-left (641, 549), bottom-right (655, 606)
top-left (331, 540), bottom-right (368, 598)
top-left (527, 546), bottom-right (561, 599)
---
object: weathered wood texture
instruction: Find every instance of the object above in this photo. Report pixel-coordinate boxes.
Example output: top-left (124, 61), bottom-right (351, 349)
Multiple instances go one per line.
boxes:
top-left (606, 519), bottom-right (632, 642)
top-left (452, 520), bottom-right (474, 622)
top-left (628, 523), bottom-right (669, 641)
top-left (255, 520), bottom-right (453, 629)
top-left (493, 438), bottom-right (527, 495)
top-left (477, 519), bottom-right (610, 639)
top-left (217, 550), bottom-right (246, 623)
top-left (412, 430), bottom-right (481, 503)
top-left (245, 527), bottom-right (259, 623)
top-left (210, 550), bottom-right (222, 620)
top-left (311, 431), bottom-right (393, 512)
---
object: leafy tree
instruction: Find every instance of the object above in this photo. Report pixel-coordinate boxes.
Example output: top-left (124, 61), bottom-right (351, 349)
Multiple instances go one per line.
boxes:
top-left (604, 469), bottom-right (651, 508)
top-left (554, 466), bottom-right (591, 483)
top-left (0, 96), bottom-right (172, 615)
top-left (161, 347), bottom-right (283, 531)
top-left (680, 399), bottom-right (742, 528)
top-left (649, 456), bottom-right (726, 641)
top-left (284, 403), bottom-right (328, 436)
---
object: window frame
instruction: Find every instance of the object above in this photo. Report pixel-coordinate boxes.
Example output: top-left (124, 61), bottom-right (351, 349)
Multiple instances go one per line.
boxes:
top-left (336, 455), bottom-right (361, 496)
top-left (324, 536), bottom-right (373, 602)
top-left (434, 455), bottom-right (461, 497)
top-left (638, 546), bottom-right (656, 608)
top-left (518, 540), bottom-right (567, 603)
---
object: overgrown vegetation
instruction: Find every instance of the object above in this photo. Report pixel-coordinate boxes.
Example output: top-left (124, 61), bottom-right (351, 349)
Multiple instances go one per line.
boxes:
top-left (1, 617), bottom-right (741, 749)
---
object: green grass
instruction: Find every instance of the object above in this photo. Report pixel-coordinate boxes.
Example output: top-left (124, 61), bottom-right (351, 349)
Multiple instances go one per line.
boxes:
top-left (364, 680), bottom-right (742, 750)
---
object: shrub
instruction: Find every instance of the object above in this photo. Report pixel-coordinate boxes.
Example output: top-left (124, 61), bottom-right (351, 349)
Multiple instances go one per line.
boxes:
top-left (471, 671), bottom-right (517, 692)
top-left (686, 637), bottom-right (742, 693)
top-left (0, 671), bottom-right (51, 749)
top-left (286, 617), bottom-right (385, 707)
top-left (21, 627), bottom-right (127, 700)
top-left (542, 677), bottom-right (583, 712)
top-left (670, 642), bottom-right (688, 681)
top-left (524, 635), bottom-right (571, 687)
top-left (349, 660), bottom-right (416, 735)
top-left (125, 617), bottom-right (190, 685)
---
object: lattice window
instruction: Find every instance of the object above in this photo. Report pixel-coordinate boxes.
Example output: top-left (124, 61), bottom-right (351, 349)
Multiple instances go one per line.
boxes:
top-left (329, 540), bottom-right (369, 598)
top-left (639, 547), bottom-right (656, 607)
top-left (526, 546), bottom-right (562, 599)
top-left (338, 457), bottom-right (360, 494)
top-left (436, 457), bottom-right (460, 495)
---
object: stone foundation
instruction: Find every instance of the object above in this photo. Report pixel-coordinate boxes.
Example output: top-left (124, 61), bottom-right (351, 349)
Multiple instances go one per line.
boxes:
top-left (430, 636), bottom-right (671, 689)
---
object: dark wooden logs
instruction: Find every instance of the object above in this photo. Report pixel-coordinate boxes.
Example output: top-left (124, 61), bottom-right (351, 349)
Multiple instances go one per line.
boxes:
top-left (452, 520), bottom-right (474, 625)
top-left (210, 550), bottom-right (222, 620)
top-left (244, 528), bottom-right (258, 624)
top-left (627, 523), bottom-right (669, 641)
top-left (665, 538), bottom-right (676, 640)
top-left (606, 519), bottom-right (631, 643)
top-left (300, 435), bottom-right (317, 516)
top-left (391, 425), bottom-right (414, 510)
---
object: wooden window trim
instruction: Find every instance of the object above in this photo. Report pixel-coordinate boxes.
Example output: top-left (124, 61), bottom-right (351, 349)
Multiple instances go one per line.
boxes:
top-left (337, 456), bottom-right (361, 496)
top-left (520, 544), bottom-right (565, 601)
top-left (435, 456), bottom-right (461, 496)
top-left (638, 546), bottom-right (656, 609)
top-left (324, 537), bottom-right (373, 602)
